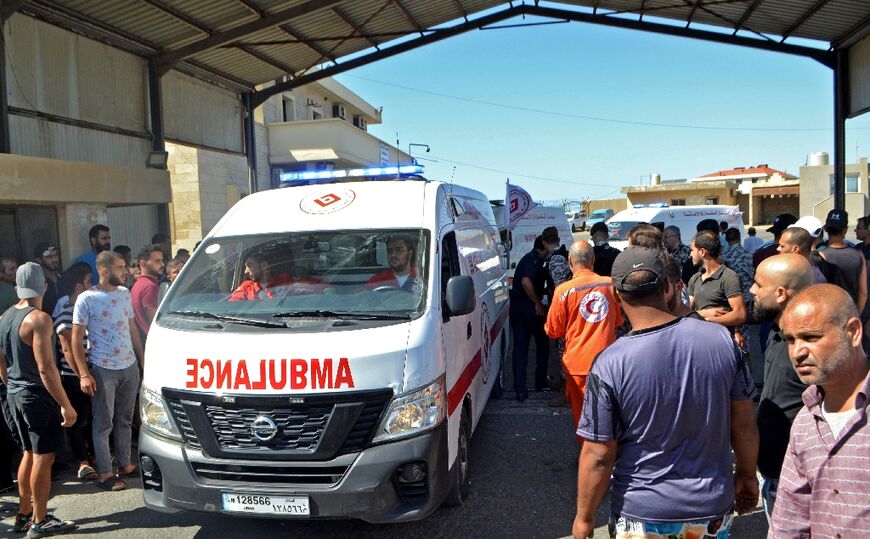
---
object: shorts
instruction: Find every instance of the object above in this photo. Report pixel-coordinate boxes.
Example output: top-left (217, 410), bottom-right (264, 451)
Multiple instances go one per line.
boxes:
top-left (7, 387), bottom-right (66, 454)
top-left (609, 512), bottom-right (733, 539)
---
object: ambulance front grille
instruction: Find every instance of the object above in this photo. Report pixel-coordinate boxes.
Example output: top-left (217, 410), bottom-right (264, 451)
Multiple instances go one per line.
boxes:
top-left (205, 405), bottom-right (332, 451)
top-left (191, 462), bottom-right (348, 485)
top-left (167, 400), bottom-right (201, 449)
top-left (162, 389), bottom-right (393, 458)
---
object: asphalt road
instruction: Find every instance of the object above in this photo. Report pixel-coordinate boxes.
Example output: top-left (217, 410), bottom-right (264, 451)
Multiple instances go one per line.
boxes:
top-left (0, 229), bottom-right (772, 538)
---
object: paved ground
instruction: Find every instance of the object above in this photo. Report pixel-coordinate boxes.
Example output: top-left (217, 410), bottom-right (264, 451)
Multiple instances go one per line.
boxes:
top-left (0, 229), bottom-right (774, 538)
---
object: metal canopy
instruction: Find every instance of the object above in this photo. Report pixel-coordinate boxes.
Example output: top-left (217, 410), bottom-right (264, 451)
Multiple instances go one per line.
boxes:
top-left (14, 0), bottom-right (870, 93)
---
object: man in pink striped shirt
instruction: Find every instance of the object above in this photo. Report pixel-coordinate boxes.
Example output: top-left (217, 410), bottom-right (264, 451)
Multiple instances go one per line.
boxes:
top-left (770, 284), bottom-right (870, 538)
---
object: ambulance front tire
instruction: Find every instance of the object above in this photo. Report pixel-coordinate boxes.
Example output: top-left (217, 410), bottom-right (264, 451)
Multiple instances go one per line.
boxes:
top-left (443, 407), bottom-right (471, 507)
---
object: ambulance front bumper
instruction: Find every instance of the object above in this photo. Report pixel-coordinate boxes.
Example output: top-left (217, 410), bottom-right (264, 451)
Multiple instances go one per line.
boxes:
top-left (138, 422), bottom-right (450, 524)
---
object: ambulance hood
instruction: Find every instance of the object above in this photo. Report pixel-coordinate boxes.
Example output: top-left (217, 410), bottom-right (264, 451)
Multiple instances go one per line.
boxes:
top-left (142, 321), bottom-right (411, 397)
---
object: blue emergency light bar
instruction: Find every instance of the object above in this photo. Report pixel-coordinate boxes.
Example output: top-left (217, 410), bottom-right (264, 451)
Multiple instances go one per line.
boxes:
top-left (279, 164), bottom-right (424, 184)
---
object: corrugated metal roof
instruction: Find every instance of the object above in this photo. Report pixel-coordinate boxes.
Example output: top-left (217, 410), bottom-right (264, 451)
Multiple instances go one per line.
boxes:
top-left (21, 0), bottom-right (870, 90)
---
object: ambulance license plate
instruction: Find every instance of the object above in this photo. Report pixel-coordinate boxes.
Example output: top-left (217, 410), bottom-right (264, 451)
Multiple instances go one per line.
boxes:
top-left (220, 492), bottom-right (310, 516)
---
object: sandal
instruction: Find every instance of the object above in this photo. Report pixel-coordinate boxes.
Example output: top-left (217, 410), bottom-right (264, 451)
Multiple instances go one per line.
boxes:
top-left (117, 466), bottom-right (137, 477)
top-left (77, 465), bottom-right (99, 481)
top-left (95, 475), bottom-right (127, 492)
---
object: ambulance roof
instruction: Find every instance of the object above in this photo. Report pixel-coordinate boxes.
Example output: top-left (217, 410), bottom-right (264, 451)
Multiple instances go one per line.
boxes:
top-left (612, 205), bottom-right (740, 223)
top-left (208, 180), bottom-right (488, 238)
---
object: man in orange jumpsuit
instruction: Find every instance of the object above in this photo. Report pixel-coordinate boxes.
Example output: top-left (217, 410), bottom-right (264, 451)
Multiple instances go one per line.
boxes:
top-left (545, 240), bottom-right (622, 441)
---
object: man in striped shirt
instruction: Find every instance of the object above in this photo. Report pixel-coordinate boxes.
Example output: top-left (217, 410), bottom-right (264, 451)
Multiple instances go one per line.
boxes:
top-left (770, 284), bottom-right (870, 537)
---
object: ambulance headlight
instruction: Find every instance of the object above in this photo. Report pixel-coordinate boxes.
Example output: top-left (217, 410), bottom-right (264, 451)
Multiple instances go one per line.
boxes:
top-left (373, 376), bottom-right (446, 443)
top-left (140, 386), bottom-right (181, 441)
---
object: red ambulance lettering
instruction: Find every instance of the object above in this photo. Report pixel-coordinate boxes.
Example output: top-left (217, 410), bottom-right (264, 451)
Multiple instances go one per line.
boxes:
top-left (290, 359), bottom-right (307, 389)
top-left (269, 359), bottom-right (287, 389)
top-left (183, 358), bottom-right (354, 390)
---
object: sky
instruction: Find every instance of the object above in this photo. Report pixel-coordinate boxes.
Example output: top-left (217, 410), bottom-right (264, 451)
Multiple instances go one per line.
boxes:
top-left (333, 9), bottom-right (870, 204)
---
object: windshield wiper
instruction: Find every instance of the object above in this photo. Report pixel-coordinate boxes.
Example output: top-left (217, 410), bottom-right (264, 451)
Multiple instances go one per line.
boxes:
top-left (273, 310), bottom-right (411, 320)
top-left (164, 310), bottom-right (286, 328)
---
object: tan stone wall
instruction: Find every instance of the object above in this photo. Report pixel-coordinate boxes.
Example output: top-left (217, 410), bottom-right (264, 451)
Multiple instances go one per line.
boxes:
top-left (627, 187), bottom-right (735, 208)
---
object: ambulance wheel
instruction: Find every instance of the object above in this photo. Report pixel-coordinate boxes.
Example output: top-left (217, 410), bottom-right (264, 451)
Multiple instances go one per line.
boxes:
top-left (443, 408), bottom-right (471, 507)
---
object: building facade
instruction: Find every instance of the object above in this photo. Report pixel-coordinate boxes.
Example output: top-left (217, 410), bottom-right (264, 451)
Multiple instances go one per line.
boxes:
top-left (799, 155), bottom-right (870, 223)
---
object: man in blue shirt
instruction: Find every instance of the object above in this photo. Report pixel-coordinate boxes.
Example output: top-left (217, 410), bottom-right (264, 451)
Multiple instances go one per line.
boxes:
top-left (510, 235), bottom-right (557, 401)
top-left (572, 247), bottom-right (759, 539)
top-left (71, 224), bottom-right (111, 278)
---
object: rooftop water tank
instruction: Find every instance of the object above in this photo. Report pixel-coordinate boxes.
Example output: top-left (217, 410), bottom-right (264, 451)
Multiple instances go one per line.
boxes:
top-left (651, 173), bottom-right (661, 185)
top-left (808, 152), bottom-right (829, 166)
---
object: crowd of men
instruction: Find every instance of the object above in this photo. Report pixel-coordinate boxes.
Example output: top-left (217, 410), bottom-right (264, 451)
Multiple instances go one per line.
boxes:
top-left (0, 225), bottom-right (188, 536)
top-left (508, 209), bottom-right (870, 538)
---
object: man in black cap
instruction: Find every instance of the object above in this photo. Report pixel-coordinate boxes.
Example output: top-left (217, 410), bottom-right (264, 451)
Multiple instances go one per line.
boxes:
top-left (820, 209), bottom-right (867, 313)
top-left (590, 222), bottom-right (619, 277)
top-left (572, 247), bottom-right (758, 537)
top-left (33, 243), bottom-right (62, 317)
top-left (0, 262), bottom-right (77, 535)
top-left (753, 214), bottom-right (798, 269)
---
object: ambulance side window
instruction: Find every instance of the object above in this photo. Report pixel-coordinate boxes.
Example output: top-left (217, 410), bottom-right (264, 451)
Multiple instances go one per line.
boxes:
top-left (441, 232), bottom-right (461, 322)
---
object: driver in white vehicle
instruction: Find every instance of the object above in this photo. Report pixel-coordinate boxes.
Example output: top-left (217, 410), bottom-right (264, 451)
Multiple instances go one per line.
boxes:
top-left (366, 236), bottom-right (421, 292)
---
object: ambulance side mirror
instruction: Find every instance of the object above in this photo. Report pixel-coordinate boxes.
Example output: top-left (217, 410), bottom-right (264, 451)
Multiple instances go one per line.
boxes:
top-left (446, 275), bottom-right (475, 317)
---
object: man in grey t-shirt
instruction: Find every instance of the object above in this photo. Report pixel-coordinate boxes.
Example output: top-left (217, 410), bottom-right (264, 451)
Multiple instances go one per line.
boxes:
top-left (572, 247), bottom-right (759, 539)
top-left (820, 209), bottom-right (867, 314)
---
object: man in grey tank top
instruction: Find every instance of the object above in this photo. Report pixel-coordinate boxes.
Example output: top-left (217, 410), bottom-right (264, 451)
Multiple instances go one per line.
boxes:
top-left (820, 209), bottom-right (867, 313)
top-left (0, 262), bottom-right (77, 536)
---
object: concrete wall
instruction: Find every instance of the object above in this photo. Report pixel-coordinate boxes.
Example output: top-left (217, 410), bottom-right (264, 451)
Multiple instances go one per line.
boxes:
top-left (587, 198), bottom-right (629, 213)
top-left (626, 186), bottom-right (736, 208)
top-left (5, 15), bottom-right (150, 167)
top-left (163, 71), bottom-right (244, 153)
top-left (799, 158), bottom-right (869, 219)
top-left (850, 35), bottom-right (870, 118)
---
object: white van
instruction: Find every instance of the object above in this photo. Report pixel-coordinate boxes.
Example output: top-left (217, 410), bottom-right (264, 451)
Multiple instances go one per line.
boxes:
top-left (606, 204), bottom-right (745, 250)
top-left (138, 177), bottom-right (510, 522)
top-left (493, 206), bottom-right (573, 275)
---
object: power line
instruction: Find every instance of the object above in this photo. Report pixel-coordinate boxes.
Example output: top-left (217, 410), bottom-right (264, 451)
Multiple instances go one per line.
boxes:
top-left (346, 74), bottom-right (870, 133)
top-left (428, 153), bottom-right (615, 188)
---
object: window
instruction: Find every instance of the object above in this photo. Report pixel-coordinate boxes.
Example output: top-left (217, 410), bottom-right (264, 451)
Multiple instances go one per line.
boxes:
top-left (705, 197), bottom-right (719, 205)
top-left (440, 232), bottom-right (461, 322)
top-left (159, 229), bottom-right (430, 330)
top-left (282, 97), bottom-right (295, 122)
top-left (312, 110), bottom-right (322, 120)
top-left (671, 199), bottom-right (686, 206)
top-left (829, 173), bottom-right (861, 194)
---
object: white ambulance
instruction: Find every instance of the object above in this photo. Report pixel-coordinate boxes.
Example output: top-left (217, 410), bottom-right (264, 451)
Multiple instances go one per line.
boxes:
top-left (138, 170), bottom-right (510, 522)
top-left (492, 205), bottom-right (574, 276)
top-left (606, 204), bottom-right (746, 250)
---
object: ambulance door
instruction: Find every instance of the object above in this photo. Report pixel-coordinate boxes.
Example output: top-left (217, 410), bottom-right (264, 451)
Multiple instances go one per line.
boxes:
top-left (440, 230), bottom-right (476, 425)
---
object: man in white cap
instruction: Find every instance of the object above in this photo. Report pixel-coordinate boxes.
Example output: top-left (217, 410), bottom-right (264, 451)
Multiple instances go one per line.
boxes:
top-left (0, 262), bottom-right (77, 536)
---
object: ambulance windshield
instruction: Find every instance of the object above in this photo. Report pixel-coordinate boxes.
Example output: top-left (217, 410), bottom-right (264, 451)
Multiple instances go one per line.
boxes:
top-left (159, 229), bottom-right (429, 325)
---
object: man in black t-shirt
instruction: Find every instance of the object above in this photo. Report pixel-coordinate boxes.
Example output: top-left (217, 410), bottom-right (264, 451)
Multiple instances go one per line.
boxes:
top-left (821, 209), bottom-right (867, 313)
top-left (590, 222), bottom-right (619, 277)
top-left (749, 253), bottom-right (814, 522)
top-left (510, 236), bottom-right (553, 401)
top-left (0, 263), bottom-right (77, 535)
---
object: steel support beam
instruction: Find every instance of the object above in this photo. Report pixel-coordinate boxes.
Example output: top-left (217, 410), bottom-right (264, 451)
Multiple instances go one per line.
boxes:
top-left (732, 0), bottom-right (763, 34)
top-left (523, 5), bottom-right (834, 67)
top-left (242, 92), bottom-right (258, 194)
top-left (0, 0), bottom-right (28, 21)
top-left (156, 0), bottom-right (342, 74)
top-left (833, 49), bottom-right (847, 211)
top-left (147, 58), bottom-right (166, 157)
top-left (251, 5), bottom-right (521, 107)
top-left (779, 0), bottom-right (832, 42)
top-left (0, 17), bottom-right (9, 153)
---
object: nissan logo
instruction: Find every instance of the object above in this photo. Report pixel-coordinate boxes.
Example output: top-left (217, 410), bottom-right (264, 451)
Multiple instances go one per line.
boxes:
top-left (251, 415), bottom-right (278, 442)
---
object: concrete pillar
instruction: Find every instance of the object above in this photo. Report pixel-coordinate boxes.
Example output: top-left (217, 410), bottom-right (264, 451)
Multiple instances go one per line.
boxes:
top-left (57, 203), bottom-right (108, 263)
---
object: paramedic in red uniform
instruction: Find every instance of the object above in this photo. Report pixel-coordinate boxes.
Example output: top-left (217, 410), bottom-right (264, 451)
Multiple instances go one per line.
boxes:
top-left (366, 236), bottom-right (419, 291)
top-left (229, 250), bottom-right (322, 301)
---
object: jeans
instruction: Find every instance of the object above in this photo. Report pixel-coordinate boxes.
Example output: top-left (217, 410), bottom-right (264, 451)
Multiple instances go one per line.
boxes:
top-left (760, 475), bottom-right (778, 524)
top-left (510, 303), bottom-right (549, 395)
top-left (62, 374), bottom-right (93, 463)
top-left (91, 363), bottom-right (140, 474)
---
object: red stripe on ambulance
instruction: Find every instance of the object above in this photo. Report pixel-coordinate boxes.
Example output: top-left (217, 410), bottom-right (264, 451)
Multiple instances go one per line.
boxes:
top-left (185, 358), bottom-right (355, 391)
